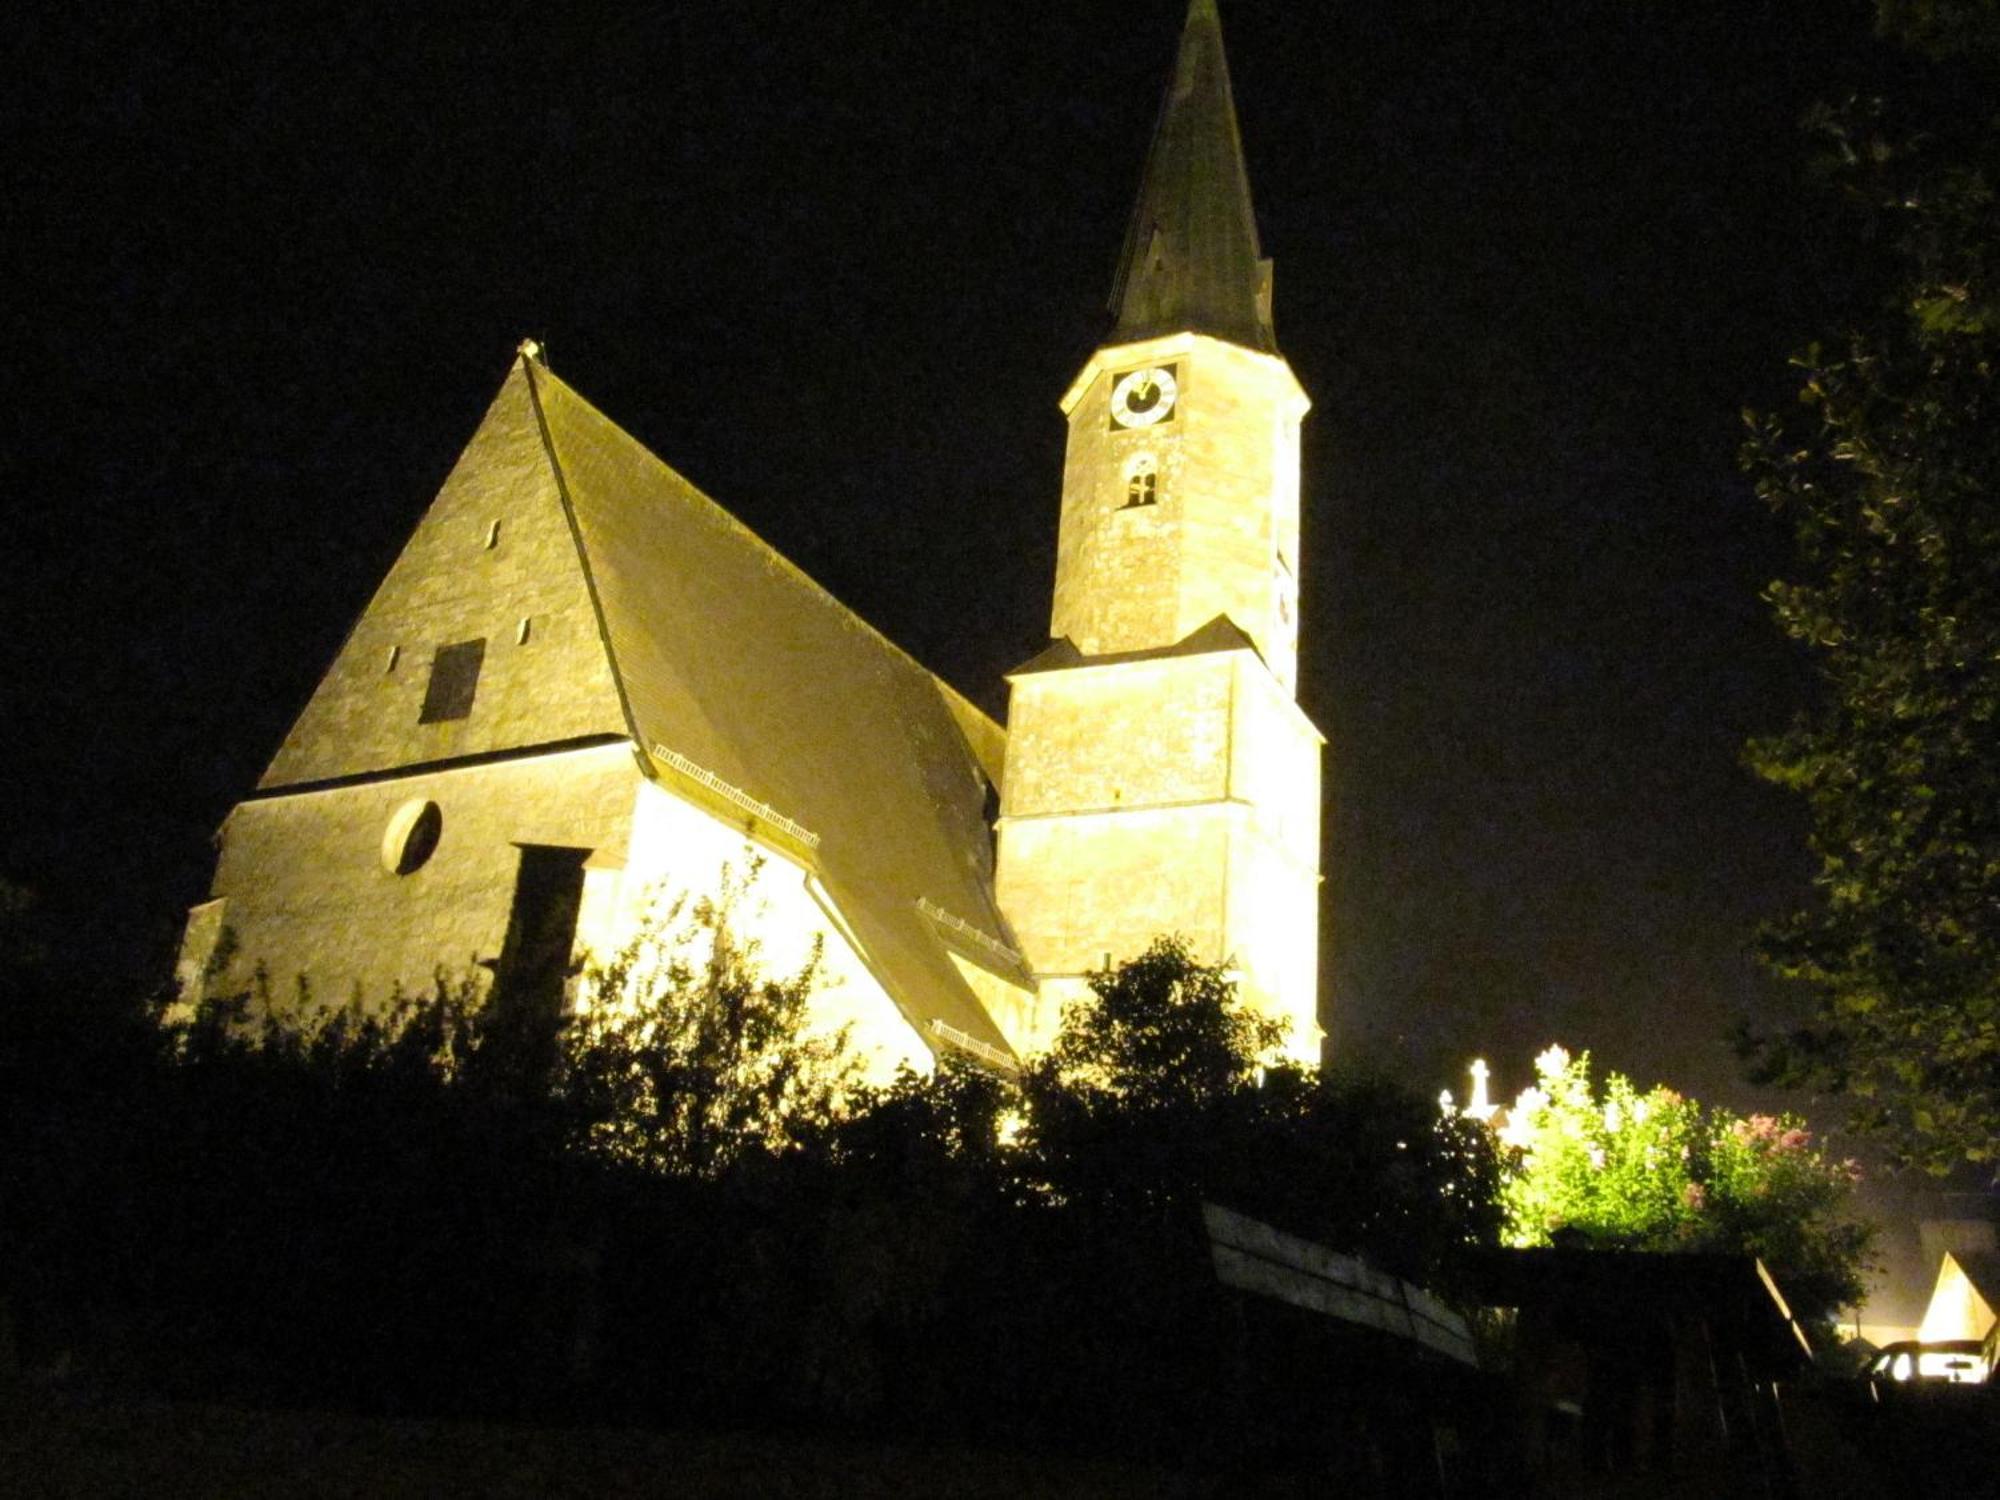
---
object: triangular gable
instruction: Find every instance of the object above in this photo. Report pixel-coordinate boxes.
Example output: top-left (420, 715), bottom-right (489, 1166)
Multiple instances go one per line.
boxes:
top-left (1919, 1250), bottom-right (2000, 1343)
top-left (261, 356), bottom-right (629, 789)
top-left (525, 362), bottom-right (1025, 1061)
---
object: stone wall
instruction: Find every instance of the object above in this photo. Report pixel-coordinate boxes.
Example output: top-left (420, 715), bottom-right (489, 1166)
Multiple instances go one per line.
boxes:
top-left (185, 742), bottom-right (932, 1083)
top-left (260, 360), bottom-right (627, 790)
top-left (1052, 333), bottom-right (1307, 691)
top-left (997, 651), bottom-right (1320, 1060)
top-left (595, 779), bottom-right (932, 1083)
top-left (191, 742), bottom-right (643, 1013)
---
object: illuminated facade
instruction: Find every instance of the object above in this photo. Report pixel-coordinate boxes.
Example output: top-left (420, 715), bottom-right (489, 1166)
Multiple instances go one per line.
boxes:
top-left (180, 0), bottom-right (1321, 1070)
top-left (995, 0), bottom-right (1321, 1060)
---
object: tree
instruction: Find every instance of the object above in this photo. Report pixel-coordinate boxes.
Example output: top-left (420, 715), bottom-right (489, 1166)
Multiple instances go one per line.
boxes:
top-left (1494, 1047), bottom-right (1877, 1333)
top-left (558, 862), bottom-right (858, 1180)
top-left (1033, 935), bottom-right (1282, 1110)
top-left (1017, 938), bottom-right (1502, 1280)
top-left (1015, 936), bottom-right (1281, 1212)
top-left (1740, 9), bottom-right (2000, 1171)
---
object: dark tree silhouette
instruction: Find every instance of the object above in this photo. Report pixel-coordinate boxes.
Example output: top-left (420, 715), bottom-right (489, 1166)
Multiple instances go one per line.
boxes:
top-left (1742, 3), bottom-right (2000, 1171)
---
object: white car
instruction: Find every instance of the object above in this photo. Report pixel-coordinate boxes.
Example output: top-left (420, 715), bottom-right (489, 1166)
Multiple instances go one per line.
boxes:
top-left (1863, 1340), bottom-right (1990, 1387)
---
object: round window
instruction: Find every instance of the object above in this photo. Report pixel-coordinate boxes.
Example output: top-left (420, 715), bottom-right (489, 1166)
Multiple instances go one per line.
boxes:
top-left (381, 799), bottom-right (442, 875)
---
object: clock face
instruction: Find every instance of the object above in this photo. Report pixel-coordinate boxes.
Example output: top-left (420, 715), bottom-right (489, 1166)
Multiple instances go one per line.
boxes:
top-left (1109, 365), bottom-right (1179, 429)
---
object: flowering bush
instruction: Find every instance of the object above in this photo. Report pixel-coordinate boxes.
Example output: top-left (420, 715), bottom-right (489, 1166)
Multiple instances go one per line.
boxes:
top-left (1482, 1046), bottom-right (1876, 1331)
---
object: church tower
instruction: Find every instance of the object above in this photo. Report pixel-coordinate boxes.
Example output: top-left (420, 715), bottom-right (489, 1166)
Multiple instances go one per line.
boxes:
top-left (995, 0), bottom-right (1323, 1060)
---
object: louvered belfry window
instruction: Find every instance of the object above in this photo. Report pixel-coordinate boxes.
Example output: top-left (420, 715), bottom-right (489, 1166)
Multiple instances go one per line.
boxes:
top-left (1124, 455), bottom-right (1159, 508)
top-left (419, 638), bottom-right (486, 723)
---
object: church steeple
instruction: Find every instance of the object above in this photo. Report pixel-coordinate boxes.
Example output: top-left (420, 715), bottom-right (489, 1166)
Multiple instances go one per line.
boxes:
top-left (997, 0), bottom-right (1320, 1063)
top-left (1109, 0), bottom-right (1276, 355)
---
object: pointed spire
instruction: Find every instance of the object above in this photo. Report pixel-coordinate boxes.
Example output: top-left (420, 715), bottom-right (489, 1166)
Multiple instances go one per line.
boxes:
top-left (1109, 0), bottom-right (1276, 354)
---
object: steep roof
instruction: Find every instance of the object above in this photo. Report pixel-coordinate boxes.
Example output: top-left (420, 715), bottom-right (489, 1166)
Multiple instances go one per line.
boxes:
top-left (259, 363), bottom-right (630, 789)
top-left (1109, 0), bottom-right (1276, 355)
top-left (521, 355), bottom-right (1026, 1062)
top-left (1921, 1249), bottom-right (2000, 1341)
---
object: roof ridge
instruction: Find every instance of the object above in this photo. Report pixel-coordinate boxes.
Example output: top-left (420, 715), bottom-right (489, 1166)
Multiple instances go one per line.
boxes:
top-left (533, 360), bottom-right (994, 713)
top-left (519, 354), bottom-right (1025, 1061)
top-left (519, 351), bottom-right (649, 753)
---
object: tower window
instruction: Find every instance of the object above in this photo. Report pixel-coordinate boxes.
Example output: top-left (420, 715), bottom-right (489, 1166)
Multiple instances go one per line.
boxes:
top-left (1123, 456), bottom-right (1159, 508)
top-left (419, 638), bottom-right (486, 723)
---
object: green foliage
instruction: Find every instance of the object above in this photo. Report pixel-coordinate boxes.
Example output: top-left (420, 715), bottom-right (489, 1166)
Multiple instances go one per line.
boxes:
top-left (1018, 938), bottom-right (1501, 1281)
top-left (5, 917), bottom-right (1512, 1443)
top-left (165, 858), bottom-right (861, 1185)
top-left (786, 1060), bottom-right (1020, 1413)
top-left (1496, 1050), bottom-right (1707, 1250)
top-left (1264, 1061), bottom-right (1507, 1288)
top-left (1496, 1048), bottom-right (1876, 1328)
top-left (1740, 30), bottom-right (2000, 1172)
top-left (170, 971), bottom-right (474, 1079)
top-left (834, 1057), bottom-right (1017, 1191)
top-left (1017, 936), bottom-right (1280, 1213)
top-left (557, 863), bottom-right (860, 1180)
top-left (1035, 935), bottom-right (1283, 1109)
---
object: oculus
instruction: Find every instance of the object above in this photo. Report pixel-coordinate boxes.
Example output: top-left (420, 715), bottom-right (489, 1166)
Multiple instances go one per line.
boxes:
top-left (381, 798), bottom-right (443, 876)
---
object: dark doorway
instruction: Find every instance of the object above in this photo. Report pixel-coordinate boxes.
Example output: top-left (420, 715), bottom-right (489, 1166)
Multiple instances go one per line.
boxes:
top-left (485, 845), bottom-right (590, 1084)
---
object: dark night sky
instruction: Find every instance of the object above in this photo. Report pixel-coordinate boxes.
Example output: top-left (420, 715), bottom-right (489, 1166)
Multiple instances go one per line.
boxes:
top-left (8, 1), bottom-right (1917, 1119)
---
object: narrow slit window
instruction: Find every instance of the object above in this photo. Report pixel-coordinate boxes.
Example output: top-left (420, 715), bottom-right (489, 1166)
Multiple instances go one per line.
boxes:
top-left (385, 644), bottom-right (401, 674)
top-left (419, 638), bottom-right (486, 723)
top-left (485, 519), bottom-right (502, 549)
top-left (516, 616), bottom-right (533, 645)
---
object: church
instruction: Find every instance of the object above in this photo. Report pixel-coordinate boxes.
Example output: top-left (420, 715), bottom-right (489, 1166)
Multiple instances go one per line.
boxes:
top-left (178, 0), bottom-right (1324, 1078)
